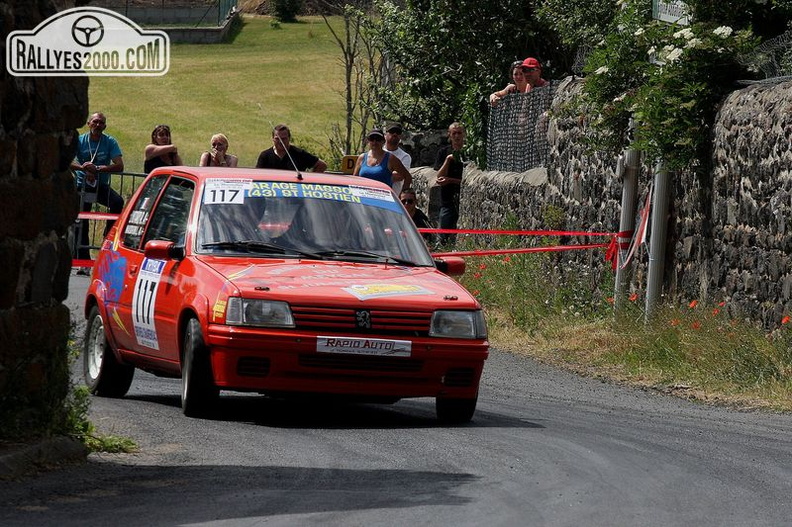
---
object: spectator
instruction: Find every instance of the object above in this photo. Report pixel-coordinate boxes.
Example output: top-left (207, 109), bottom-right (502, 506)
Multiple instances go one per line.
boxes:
top-left (70, 112), bottom-right (125, 274)
top-left (489, 60), bottom-right (529, 106)
top-left (400, 188), bottom-right (434, 245)
top-left (521, 57), bottom-right (549, 89)
top-left (352, 129), bottom-right (412, 190)
top-left (256, 124), bottom-right (327, 172)
top-left (433, 122), bottom-right (466, 246)
top-left (384, 122), bottom-right (412, 195)
top-left (144, 124), bottom-right (182, 173)
top-left (199, 133), bottom-right (238, 167)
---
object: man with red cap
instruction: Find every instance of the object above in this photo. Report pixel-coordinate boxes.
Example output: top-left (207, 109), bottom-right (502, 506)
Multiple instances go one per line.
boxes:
top-left (521, 57), bottom-right (548, 90)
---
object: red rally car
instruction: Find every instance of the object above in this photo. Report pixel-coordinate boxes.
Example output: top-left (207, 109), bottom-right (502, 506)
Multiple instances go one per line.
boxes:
top-left (83, 167), bottom-right (488, 422)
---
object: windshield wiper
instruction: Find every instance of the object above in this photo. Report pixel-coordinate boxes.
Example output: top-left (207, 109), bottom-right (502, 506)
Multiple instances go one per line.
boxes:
top-left (202, 240), bottom-right (322, 260)
top-left (316, 249), bottom-right (418, 266)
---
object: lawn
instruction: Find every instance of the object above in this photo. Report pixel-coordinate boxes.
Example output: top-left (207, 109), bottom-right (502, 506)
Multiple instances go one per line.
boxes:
top-left (85, 15), bottom-right (346, 175)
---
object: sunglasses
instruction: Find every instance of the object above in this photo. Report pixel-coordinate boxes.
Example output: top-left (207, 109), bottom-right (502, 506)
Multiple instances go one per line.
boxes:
top-left (212, 142), bottom-right (227, 148)
top-left (400, 199), bottom-right (415, 205)
top-left (368, 136), bottom-right (384, 142)
top-left (522, 67), bottom-right (537, 72)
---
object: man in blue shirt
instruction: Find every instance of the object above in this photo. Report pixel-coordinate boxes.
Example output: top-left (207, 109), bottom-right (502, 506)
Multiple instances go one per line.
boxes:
top-left (70, 112), bottom-right (125, 271)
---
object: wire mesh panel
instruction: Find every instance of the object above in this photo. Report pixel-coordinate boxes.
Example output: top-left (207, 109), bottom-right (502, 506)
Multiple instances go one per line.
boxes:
top-left (486, 81), bottom-right (558, 172)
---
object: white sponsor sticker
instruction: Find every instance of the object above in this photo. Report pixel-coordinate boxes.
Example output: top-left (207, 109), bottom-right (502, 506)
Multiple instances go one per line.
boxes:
top-left (317, 336), bottom-right (412, 357)
top-left (132, 257), bottom-right (165, 350)
top-left (203, 179), bottom-right (250, 204)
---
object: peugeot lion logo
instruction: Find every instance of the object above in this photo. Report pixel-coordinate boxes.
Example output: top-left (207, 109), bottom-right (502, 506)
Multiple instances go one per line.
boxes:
top-left (355, 310), bottom-right (372, 329)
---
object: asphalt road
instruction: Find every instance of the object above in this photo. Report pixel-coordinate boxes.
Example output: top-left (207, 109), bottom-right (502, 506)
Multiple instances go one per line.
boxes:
top-left (1, 275), bottom-right (791, 526)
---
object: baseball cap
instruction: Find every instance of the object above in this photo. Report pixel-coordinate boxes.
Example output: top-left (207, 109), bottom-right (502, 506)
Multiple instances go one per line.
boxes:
top-left (386, 123), bottom-right (403, 134)
top-left (521, 57), bottom-right (541, 70)
top-left (367, 129), bottom-right (385, 140)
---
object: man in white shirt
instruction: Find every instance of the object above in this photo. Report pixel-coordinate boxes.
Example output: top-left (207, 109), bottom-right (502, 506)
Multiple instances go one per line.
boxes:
top-left (384, 123), bottom-right (412, 194)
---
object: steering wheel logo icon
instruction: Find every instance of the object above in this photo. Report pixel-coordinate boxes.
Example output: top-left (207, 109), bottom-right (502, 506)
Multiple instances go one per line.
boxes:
top-left (71, 15), bottom-right (105, 47)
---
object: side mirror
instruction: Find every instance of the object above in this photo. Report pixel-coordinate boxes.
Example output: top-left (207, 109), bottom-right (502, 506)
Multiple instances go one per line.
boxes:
top-left (435, 256), bottom-right (466, 276)
top-left (144, 240), bottom-right (185, 261)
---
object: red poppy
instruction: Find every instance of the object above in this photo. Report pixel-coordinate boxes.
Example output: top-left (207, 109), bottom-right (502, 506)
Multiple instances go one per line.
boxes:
top-left (629, 293), bottom-right (638, 302)
top-left (688, 300), bottom-right (698, 309)
top-left (691, 320), bottom-right (701, 329)
top-left (782, 315), bottom-right (790, 325)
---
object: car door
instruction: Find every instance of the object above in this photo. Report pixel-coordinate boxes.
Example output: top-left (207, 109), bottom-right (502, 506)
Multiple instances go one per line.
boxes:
top-left (136, 177), bottom-right (195, 361)
top-left (112, 175), bottom-right (195, 361)
top-left (107, 174), bottom-right (168, 354)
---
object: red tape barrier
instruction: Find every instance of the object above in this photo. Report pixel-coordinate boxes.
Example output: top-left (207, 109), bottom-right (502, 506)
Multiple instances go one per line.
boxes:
top-left (423, 228), bottom-right (634, 270)
top-left (77, 212), bottom-right (120, 221)
top-left (73, 226), bottom-right (635, 270)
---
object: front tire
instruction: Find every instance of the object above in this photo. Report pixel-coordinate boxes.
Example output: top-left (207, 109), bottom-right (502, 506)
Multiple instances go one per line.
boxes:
top-left (436, 396), bottom-right (477, 424)
top-left (181, 318), bottom-right (219, 417)
top-left (84, 305), bottom-right (134, 397)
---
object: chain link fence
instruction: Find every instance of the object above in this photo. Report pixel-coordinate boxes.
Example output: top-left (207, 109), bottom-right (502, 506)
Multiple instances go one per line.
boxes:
top-left (486, 81), bottom-right (559, 172)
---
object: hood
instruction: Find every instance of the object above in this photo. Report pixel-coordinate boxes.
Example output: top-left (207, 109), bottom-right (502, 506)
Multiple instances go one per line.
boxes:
top-left (199, 257), bottom-right (479, 309)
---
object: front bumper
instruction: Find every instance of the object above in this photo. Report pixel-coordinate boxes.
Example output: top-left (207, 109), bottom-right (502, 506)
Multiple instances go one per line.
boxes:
top-left (206, 324), bottom-right (488, 398)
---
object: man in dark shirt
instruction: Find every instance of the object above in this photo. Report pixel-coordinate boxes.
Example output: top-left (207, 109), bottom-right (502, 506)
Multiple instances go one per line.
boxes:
top-left (433, 122), bottom-right (466, 246)
top-left (256, 124), bottom-right (328, 172)
top-left (400, 188), bottom-right (435, 245)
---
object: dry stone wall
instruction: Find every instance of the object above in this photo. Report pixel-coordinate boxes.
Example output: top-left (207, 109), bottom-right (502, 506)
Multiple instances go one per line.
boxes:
top-left (412, 77), bottom-right (792, 329)
top-left (0, 0), bottom-right (86, 438)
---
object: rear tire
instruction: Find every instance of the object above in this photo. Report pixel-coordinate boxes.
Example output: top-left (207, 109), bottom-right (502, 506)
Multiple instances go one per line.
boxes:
top-left (84, 305), bottom-right (134, 397)
top-left (436, 395), bottom-right (477, 424)
top-left (181, 318), bottom-right (219, 417)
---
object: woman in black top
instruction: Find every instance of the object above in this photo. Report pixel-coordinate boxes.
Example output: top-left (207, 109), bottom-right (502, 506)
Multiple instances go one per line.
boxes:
top-left (144, 124), bottom-right (183, 173)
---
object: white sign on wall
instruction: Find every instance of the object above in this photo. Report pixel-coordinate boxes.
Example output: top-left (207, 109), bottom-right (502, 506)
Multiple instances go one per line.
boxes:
top-left (652, 0), bottom-right (690, 26)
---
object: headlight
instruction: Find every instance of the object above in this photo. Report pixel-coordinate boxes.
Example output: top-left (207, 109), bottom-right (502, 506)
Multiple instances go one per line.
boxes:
top-left (429, 310), bottom-right (487, 339)
top-left (225, 297), bottom-right (295, 328)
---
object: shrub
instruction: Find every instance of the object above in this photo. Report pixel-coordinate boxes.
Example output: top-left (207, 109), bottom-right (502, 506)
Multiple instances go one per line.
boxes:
top-left (272, 0), bottom-right (303, 22)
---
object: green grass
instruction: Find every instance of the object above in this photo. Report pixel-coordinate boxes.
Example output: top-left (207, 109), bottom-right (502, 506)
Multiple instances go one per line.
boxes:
top-left (85, 16), bottom-right (346, 174)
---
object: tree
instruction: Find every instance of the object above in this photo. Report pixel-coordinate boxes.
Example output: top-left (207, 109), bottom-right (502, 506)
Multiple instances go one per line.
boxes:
top-left (319, 0), bottom-right (382, 159)
top-left (371, 0), bottom-right (570, 165)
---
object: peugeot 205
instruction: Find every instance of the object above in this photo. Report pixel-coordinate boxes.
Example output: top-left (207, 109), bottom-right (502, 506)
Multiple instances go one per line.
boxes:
top-left (83, 167), bottom-right (488, 423)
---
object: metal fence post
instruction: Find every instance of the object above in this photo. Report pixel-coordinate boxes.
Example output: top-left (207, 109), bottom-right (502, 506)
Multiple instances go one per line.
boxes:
top-left (645, 161), bottom-right (671, 321)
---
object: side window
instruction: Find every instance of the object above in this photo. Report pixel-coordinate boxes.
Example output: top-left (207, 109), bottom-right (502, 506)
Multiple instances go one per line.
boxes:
top-left (143, 178), bottom-right (195, 246)
top-left (123, 175), bottom-right (167, 249)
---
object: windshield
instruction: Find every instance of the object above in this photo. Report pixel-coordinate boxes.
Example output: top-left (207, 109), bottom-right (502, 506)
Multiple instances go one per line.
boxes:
top-left (195, 180), bottom-right (435, 266)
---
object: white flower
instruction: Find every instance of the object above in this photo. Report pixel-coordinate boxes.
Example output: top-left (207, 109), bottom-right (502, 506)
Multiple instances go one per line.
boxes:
top-left (673, 28), bottom-right (694, 39)
top-left (713, 26), bottom-right (733, 38)
top-left (648, 46), bottom-right (657, 55)
top-left (634, 27), bottom-right (645, 36)
top-left (594, 66), bottom-right (609, 75)
top-left (666, 47), bottom-right (683, 62)
top-left (685, 38), bottom-right (703, 49)
top-left (663, 44), bottom-right (675, 52)
top-left (613, 93), bottom-right (627, 103)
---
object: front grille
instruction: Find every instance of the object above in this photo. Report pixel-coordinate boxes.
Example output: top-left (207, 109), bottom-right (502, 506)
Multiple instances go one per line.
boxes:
top-left (291, 305), bottom-right (432, 336)
top-left (237, 356), bottom-right (271, 377)
top-left (442, 368), bottom-right (476, 387)
top-left (299, 354), bottom-right (424, 373)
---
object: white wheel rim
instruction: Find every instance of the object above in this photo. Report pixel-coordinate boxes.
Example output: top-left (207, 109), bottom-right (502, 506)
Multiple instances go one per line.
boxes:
top-left (87, 314), bottom-right (105, 380)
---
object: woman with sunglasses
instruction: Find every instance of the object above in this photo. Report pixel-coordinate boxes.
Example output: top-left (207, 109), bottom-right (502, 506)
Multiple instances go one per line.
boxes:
top-left (352, 129), bottom-right (412, 189)
top-left (199, 133), bottom-right (238, 168)
top-left (144, 124), bottom-right (183, 173)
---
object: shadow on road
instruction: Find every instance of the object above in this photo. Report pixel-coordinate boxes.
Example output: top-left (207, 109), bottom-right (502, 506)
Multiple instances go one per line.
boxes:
top-left (121, 392), bottom-right (545, 430)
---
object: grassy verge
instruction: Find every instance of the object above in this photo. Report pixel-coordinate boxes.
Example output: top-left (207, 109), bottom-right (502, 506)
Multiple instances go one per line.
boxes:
top-left (86, 15), bottom-right (346, 174)
top-left (456, 234), bottom-right (792, 412)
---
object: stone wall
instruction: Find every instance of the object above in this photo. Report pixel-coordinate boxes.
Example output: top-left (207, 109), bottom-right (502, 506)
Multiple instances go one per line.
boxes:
top-left (412, 76), bottom-right (792, 329)
top-left (0, 0), bottom-right (87, 439)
